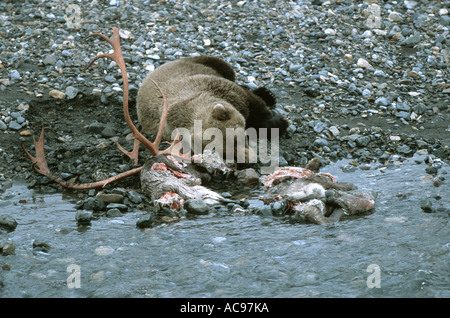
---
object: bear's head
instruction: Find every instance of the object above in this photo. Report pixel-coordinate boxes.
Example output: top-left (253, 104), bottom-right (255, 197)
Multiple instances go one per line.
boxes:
top-left (169, 98), bottom-right (255, 163)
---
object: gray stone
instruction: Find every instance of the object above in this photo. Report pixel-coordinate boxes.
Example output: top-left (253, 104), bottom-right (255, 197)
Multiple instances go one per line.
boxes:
top-left (309, 120), bottom-right (328, 133)
top-left (271, 200), bottom-right (287, 216)
top-left (8, 121), bottom-right (22, 131)
top-left (396, 111), bottom-right (411, 121)
top-left (420, 199), bottom-right (434, 213)
top-left (314, 138), bottom-right (328, 147)
top-left (0, 241), bottom-right (15, 256)
top-left (106, 208), bottom-right (123, 217)
top-left (104, 75), bottom-right (116, 83)
top-left (403, 33), bottom-right (421, 47)
top-left (101, 126), bottom-right (116, 138)
top-left (42, 55), bottom-right (57, 65)
top-left (136, 213), bottom-right (155, 228)
top-left (185, 199), bottom-right (209, 215)
top-left (0, 214), bottom-right (18, 232)
top-left (127, 190), bottom-right (143, 204)
top-left (9, 70), bottom-right (21, 81)
top-left (375, 97), bottom-right (389, 106)
top-left (412, 103), bottom-right (426, 115)
top-left (33, 239), bottom-right (51, 253)
top-left (65, 86), bottom-right (79, 100)
top-left (107, 203), bottom-right (128, 212)
top-left (259, 206), bottom-right (273, 218)
top-left (95, 193), bottom-right (123, 204)
top-left (0, 120), bottom-right (7, 130)
top-left (80, 197), bottom-right (106, 211)
top-left (75, 210), bottom-right (93, 225)
top-left (356, 136), bottom-right (371, 147)
top-left (88, 122), bottom-right (105, 134)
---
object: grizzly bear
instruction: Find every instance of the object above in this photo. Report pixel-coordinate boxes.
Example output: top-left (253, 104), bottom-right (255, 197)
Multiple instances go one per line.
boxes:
top-left (136, 56), bottom-right (288, 159)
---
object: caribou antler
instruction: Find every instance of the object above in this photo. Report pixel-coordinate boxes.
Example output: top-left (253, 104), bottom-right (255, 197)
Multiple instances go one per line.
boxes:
top-left (20, 128), bottom-right (142, 189)
top-left (85, 27), bottom-right (171, 161)
top-left (20, 27), bottom-right (188, 190)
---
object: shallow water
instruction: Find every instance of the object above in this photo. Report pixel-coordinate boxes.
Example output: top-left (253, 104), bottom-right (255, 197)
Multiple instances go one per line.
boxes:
top-left (0, 156), bottom-right (448, 298)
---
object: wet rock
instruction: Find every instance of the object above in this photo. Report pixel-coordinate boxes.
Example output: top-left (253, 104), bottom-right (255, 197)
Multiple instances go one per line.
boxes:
top-left (75, 210), bottom-right (93, 225)
top-left (136, 213), bottom-right (155, 228)
top-left (185, 199), bottom-right (209, 215)
top-left (95, 192), bottom-right (123, 204)
top-left (0, 241), bottom-right (15, 256)
top-left (235, 168), bottom-right (259, 185)
top-left (259, 206), bottom-right (273, 218)
top-left (106, 208), bottom-right (123, 217)
top-left (33, 239), bottom-right (51, 253)
top-left (0, 214), bottom-right (18, 232)
top-left (77, 197), bottom-right (106, 211)
top-left (127, 190), bottom-right (143, 204)
top-left (425, 166), bottom-right (438, 175)
top-left (106, 203), bottom-right (128, 212)
top-left (420, 199), bottom-right (435, 213)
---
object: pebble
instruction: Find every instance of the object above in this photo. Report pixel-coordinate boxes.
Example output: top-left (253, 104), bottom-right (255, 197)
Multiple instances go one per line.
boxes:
top-left (33, 239), bottom-right (51, 253)
top-left (357, 58), bottom-right (371, 69)
top-left (106, 203), bottom-right (128, 212)
top-left (75, 210), bottom-right (93, 225)
top-left (185, 199), bottom-right (209, 215)
top-left (106, 208), bottom-right (123, 217)
top-left (0, 214), bottom-right (18, 232)
top-left (77, 197), bottom-right (106, 211)
top-left (403, 33), bottom-right (422, 47)
top-left (127, 191), bottom-right (143, 204)
top-left (136, 213), bottom-right (155, 228)
top-left (49, 89), bottom-right (66, 99)
top-left (96, 193), bottom-right (124, 204)
top-left (65, 86), bottom-right (79, 100)
top-left (9, 70), bottom-right (21, 81)
top-left (420, 199), bottom-right (435, 213)
top-left (0, 241), bottom-right (15, 256)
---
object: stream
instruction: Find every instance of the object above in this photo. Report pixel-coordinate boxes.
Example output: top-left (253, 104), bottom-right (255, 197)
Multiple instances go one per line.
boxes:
top-left (0, 156), bottom-right (448, 298)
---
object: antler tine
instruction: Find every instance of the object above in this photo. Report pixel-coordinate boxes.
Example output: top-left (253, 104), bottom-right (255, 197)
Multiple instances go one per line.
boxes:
top-left (20, 128), bottom-right (142, 189)
top-left (84, 27), bottom-right (164, 157)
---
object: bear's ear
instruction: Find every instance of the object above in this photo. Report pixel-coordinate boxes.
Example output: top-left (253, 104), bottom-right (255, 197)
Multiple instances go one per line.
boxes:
top-left (211, 103), bottom-right (231, 121)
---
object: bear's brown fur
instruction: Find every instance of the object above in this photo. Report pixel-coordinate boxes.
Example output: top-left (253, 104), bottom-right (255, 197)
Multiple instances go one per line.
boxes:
top-left (136, 56), bottom-right (288, 157)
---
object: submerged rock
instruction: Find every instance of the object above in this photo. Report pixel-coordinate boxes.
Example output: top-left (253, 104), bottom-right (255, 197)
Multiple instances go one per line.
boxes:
top-left (0, 214), bottom-right (18, 232)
